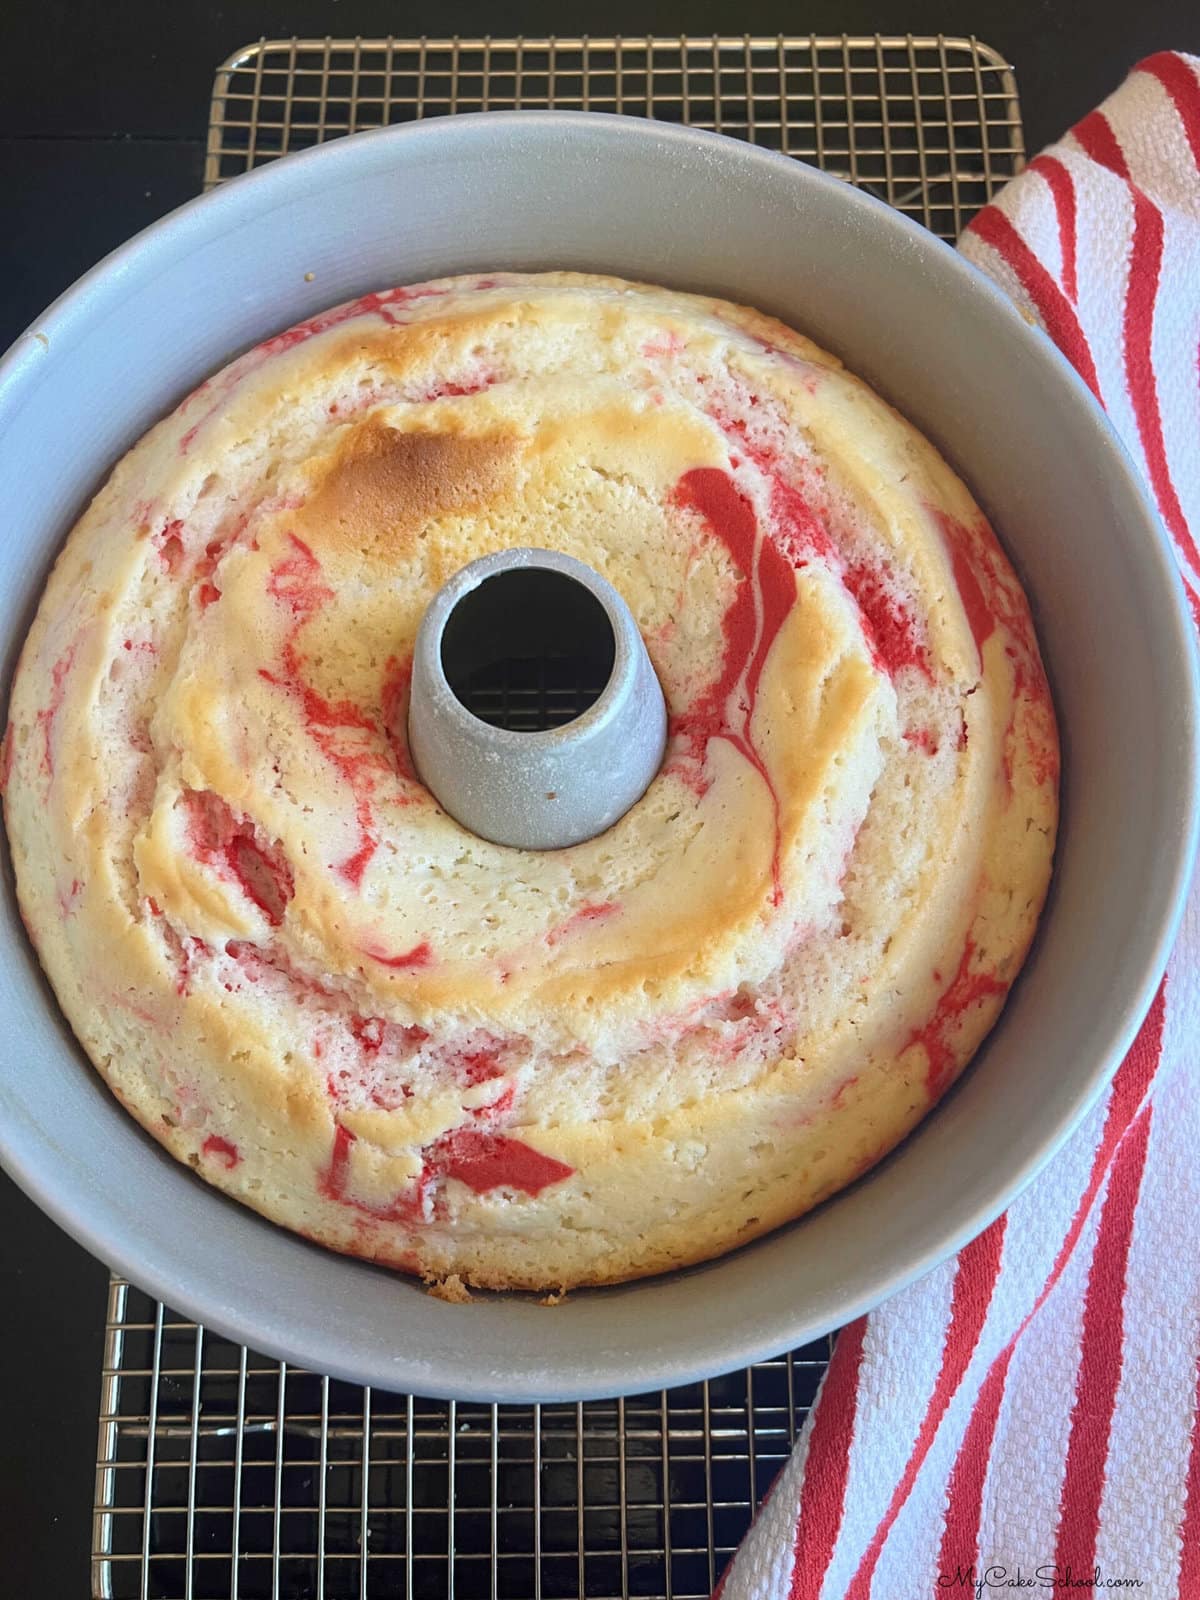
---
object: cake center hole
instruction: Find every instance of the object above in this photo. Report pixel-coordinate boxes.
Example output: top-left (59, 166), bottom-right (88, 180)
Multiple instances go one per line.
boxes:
top-left (441, 566), bottom-right (617, 733)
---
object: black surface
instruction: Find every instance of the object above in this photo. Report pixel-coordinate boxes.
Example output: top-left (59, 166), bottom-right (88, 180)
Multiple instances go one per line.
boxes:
top-left (3, 3), bottom-right (1199, 1595)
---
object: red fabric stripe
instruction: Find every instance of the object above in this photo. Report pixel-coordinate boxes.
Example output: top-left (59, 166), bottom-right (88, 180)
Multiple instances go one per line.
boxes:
top-left (1071, 108), bottom-right (1200, 597)
top-left (967, 208), bottom-right (1102, 399)
top-left (1053, 1105), bottom-right (1155, 1571)
top-left (835, 991), bottom-right (1161, 1596)
top-left (787, 1318), bottom-right (869, 1600)
top-left (1070, 985), bottom-right (1164, 1219)
top-left (1021, 987), bottom-right (1163, 1324)
top-left (1138, 52), bottom-right (1200, 172)
top-left (880, 987), bottom-right (1161, 1593)
top-left (843, 1220), bottom-right (1007, 1600)
top-left (936, 1342), bottom-right (1017, 1576)
top-left (1124, 190), bottom-right (1200, 587)
top-left (1178, 1342), bottom-right (1200, 1597)
top-left (762, 986), bottom-right (1160, 1600)
top-left (1030, 155), bottom-right (1080, 301)
top-left (1072, 108), bottom-right (1132, 178)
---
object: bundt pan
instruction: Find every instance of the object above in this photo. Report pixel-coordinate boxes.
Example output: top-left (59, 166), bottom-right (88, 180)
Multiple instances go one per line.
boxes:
top-left (0, 114), bottom-right (1195, 1402)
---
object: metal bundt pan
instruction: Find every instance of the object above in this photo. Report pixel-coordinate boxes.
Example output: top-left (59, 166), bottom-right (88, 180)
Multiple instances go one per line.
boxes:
top-left (0, 115), bottom-right (1195, 1402)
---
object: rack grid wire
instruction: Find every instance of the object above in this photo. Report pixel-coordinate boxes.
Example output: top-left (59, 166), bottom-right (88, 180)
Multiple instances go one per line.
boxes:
top-left (202, 34), bottom-right (1025, 238)
top-left (94, 34), bottom-right (1026, 1600)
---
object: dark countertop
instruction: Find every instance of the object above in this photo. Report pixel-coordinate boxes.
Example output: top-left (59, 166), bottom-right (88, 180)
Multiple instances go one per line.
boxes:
top-left (3, 3), bottom-right (1198, 1594)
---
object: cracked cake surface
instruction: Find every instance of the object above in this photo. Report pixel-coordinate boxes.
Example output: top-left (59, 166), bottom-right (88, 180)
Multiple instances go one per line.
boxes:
top-left (2, 272), bottom-right (1058, 1289)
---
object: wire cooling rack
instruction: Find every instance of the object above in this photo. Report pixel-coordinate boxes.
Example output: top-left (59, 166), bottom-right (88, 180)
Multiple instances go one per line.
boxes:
top-left (93, 35), bottom-right (1026, 1600)
top-left (204, 34), bottom-right (1025, 239)
top-left (96, 1278), bottom-right (833, 1600)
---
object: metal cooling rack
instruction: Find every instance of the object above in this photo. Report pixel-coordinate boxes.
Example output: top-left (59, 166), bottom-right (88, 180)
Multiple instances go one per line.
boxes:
top-left (93, 35), bottom-right (1026, 1599)
top-left (454, 658), bottom-right (610, 732)
top-left (204, 34), bottom-right (1025, 239)
top-left (96, 1278), bottom-right (832, 1600)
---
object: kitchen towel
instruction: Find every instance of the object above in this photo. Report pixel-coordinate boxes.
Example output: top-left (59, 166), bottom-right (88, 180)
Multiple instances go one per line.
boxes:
top-left (718, 50), bottom-right (1200, 1600)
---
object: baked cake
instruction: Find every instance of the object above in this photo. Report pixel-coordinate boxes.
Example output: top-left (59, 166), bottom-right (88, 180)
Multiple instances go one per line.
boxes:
top-left (2, 272), bottom-right (1058, 1290)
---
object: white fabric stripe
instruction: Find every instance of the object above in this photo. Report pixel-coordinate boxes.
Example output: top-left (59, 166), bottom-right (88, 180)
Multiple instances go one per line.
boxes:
top-left (870, 1070), bottom-right (1116, 1589)
top-left (1023, 163), bottom-right (1066, 288)
top-left (719, 1411), bottom-right (812, 1600)
top-left (962, 1069), bottom-right (1118, 1567)
top-left (957, 234), bottom-right (1040, 327)
top-left (872, 1071), bottom-right (1117, 1594)
top-left (1095, 1060), bottom-right (1200, 1596)
top-left (984, 1062), bottom-right (1114, 1313)
top-left (1080, 79), bottom-right (1200, 579)
top-left (1149, 200), bottom-right (1200, 572)
top-left (860, 1085), bottom-right (1113, 1595)
top-left (958, 147), bottom-right (1139, 449)
top-left (870, 1242), bottom-right (1016, 1596)
top-left (1111, 65), bottom-right (1200, 220)
top-left (1063, 153), bottom-right (1140, 445)
top-left (976, 1155), bottom-right (1107, 1569)
top-left (817, 1264), bottom-right (957, 1599)
top-left (838, 1033), bottom-right (1114, 1593)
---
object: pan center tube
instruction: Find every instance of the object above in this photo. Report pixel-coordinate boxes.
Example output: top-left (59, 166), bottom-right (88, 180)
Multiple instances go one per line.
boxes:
top-left (407, 548), bottom-right (668, 850)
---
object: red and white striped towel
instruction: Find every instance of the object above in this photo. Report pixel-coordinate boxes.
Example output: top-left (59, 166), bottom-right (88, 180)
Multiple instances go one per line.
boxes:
top-left (719, 52), bottom-right (1200, 1600)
